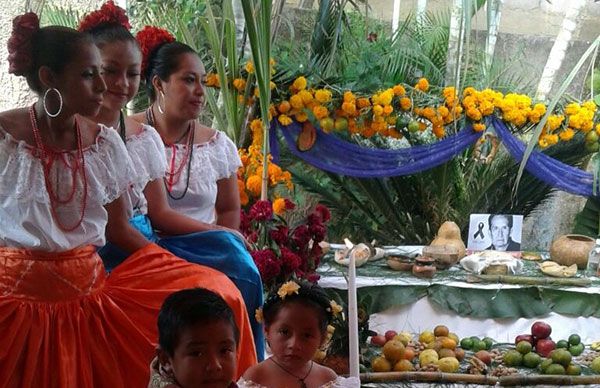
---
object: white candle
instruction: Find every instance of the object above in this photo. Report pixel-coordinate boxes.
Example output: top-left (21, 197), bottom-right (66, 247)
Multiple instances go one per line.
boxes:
top-left (348, 249), bottom-right (360, 380)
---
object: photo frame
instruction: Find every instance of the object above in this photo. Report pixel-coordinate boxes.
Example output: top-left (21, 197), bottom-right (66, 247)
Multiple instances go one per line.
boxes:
top-left (467, 214), bottom-right (523, 252)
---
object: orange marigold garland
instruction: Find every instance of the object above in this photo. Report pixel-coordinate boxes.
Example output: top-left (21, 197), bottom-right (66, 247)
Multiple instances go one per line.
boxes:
top-left (78, 1), bottom-right (131, 32)
top-left (136, 26), bottom-right (175, 76)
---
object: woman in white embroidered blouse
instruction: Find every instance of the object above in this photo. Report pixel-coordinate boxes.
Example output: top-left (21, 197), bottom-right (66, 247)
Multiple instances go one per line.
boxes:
top-left (0, 12), bottom-right (250, 386)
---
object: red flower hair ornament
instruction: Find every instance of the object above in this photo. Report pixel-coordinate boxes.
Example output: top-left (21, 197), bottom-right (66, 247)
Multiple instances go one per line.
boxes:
top-left (78, 1), bottom-right (131, 32)
top-left (136, 26), bottom-right (175, 76)
top-left (7, 12), bottom-right (39, 76)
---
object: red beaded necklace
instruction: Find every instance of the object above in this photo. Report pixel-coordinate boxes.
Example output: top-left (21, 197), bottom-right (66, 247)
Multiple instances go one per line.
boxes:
top-left (29, 104), bottom-right (88, 231)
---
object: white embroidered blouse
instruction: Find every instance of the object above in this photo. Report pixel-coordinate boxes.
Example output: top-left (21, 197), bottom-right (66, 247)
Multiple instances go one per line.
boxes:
top-left (0, 124), bottom-right (139, 251)
top-left (164, 130), bottom-right (241, 224)
top-left (236, 376), bottom-right (361, 388)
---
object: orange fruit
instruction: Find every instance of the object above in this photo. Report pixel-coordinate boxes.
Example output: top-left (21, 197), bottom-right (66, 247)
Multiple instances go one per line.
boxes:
top-left (393, 359), bottom-right (415, 372)
top-left (371, 356), bottom-right (392, 372)
top-left (383, 339), bottom-right (405, 363)
top-left (402, 347), bottom-right (416, 361)
top-left (438, 348), bottom-right (455, 359)
top-left (440, 337), bottom-right (457, 350)
top-left (434, 325), bottom-right (450, 337)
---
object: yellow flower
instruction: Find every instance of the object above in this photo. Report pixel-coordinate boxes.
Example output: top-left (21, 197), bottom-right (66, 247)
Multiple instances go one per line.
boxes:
top-left (278, 114), bottom-right (293, 126)
top-left (246, 174), bottom-right (262, 196)
top-left (415, 78), bottom-right (429, 92)
top-left (400, 97), bottom-right (412, 111)
top-left (312, 105), bottom-right (329, 120)
top-left (382, 104), bottom-right (394, 116)
top-left (245, 61), bottom-right (254, 73)
top-left (295, 112), bottom-right (308, 122)
top-left (314, 89), bottom-right (332, 104)
top-left (232, 78), bottom-right (246, 92)
top-left (329, 300), bottom-right (343, 316)
top-left (466, 107), bottom-right (482, 121)
top-left (393, 84), bottom-right (406, 96)
top-left (272, 198), bottom-right (287, 215)
top-left (270, 81), bottom-right (277, 90)
top-left (472, 123), bottom-right (486, 132)
top-left (372, 104), bottom-right (384, 116)
top-left (432, 125), bottom-right (445, 139)
top-left (343, 91), bottom-right (355, 103)
top-left (437, 106), bottom-right (449, 118)
top-left (298, 90), bottom-right (313, 105)
top-left (205, 73), bottom-right (220, 88)
top-left (292, 76), bottom-right (307, 91)
top-left (278, 101), bottom-right (291, 114)
top-left (290, 94), bottom-right (304, 110)
top-left (250, 119), bottom-right (263, 133)
top-left (559, 128), bottom-right (575, 141)
top-left (278, 281), bottom-right (300, 299)
top-left (255, 308), bottom-right (263, 324)
top-left (341, 101), bottom-right (357, 116)
top-left (357, 98), bottom-right (371, 109)
top-left (378, 89), bottom-right (394, 106)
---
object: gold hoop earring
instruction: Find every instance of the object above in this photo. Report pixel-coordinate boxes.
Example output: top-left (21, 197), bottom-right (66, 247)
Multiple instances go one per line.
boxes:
top-left (157, 90), bottom-right (166, 114)
top-left (43, 88), bottom-right (63, 118)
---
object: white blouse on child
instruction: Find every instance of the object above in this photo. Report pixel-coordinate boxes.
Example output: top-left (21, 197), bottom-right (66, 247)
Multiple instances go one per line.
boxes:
top-left (164, 130), bottom-right (241, 224)
top-left (0, 124), bottom-right (140, 251)
top-left (236, 376), bottom-right (361, 388)
top-left (121, 125), bottom-right (167, 219)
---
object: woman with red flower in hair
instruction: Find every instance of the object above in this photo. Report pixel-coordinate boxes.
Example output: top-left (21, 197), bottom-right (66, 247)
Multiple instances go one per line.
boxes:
top-left (127, 24), bottom-right (266, 360)
top-left (78, 1), bottom-right (258, 376)
top-left (0, 10), bottom-right (252, 387)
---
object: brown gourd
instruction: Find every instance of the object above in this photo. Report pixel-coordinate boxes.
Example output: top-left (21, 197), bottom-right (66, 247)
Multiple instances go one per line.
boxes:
top-left (430, 221), bottom-right (466, 259)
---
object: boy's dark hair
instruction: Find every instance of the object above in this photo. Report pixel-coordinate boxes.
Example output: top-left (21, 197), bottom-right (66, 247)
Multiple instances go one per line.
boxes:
top-left (263, 280), bottom-right (333, 335)
top-left (158, 288), bottom-right (239, 356)
top-left (144, 41), bottom-right (196, 100)
top-left (25, 27), bottom-right (93, 93)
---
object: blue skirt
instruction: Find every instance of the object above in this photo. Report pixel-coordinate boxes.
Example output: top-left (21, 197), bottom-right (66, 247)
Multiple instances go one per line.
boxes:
top-left (98, 214), bottom-right (265, 361)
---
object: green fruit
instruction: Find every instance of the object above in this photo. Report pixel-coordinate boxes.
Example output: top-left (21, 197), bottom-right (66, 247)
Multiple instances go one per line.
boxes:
top-left (545, 363), bottom-right (566, 375)
top-left (319, 117), bottom-right (334, 133)
top-left (523, 352), bottom-right (542, 368)
top-left (556, 340), bottom-right (569, 349)
top-left (334, 118), bottom-right (348, 131)
top-left (591, 357), bottom-right (600, 373)
top-left (568, 334), bottom-right (581, 346)
top-left (483, 337), bottom-right (494, 350)
top-left (460, 338), bottom-right (474, 350)
top-left (503, 350), bottom-right (523, 367)
top-left (585, 141), bottom-right (600, 153)
top-left (551, 349), bottom-right (572, 367)
top-left (566, 364), bottom-right (582, 376)
top-left (585, 130), bottom-right (599, 144)
top-left (539, 358), bottom-right (553, 373)
top-left (516, 341), bottom-right (533, 355)
top-left (407, 120), bottom-right (420, 133)
top-left (569, 343), bottom-right (584, 356)
top-left (473, 340), bottom-right (488, 352)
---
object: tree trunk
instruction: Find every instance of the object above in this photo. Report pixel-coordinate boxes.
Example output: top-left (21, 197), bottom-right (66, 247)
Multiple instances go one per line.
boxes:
top-left (445, 0), bottom-right (465, 87)
top-left (484, 0), bottom-right (502, 76)
top-left (535, 0), bottom-right (586, 101)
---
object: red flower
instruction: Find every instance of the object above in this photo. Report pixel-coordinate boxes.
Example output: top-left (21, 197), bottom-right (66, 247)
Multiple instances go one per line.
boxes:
top-left (7, 12), bottom-right (39, 76)
top-left (306, 272), bottom-right (321, 283)
top-left (240, 210), bottom-right (251, 234)
top-left (292, 224), bottom-right (312, 249)
top-left (284, 198), bottom-right (296, 210)
top-left (280, 247), bottom-right (302, 273)
top-left (136, 25), bottom-right (175, 76)
top-left (269, 225), bottom-right (289, 246)
top-left (251, 249), bottom-right (280, 284)
top-left (315, 204), bottom-right (331, 222)
top-left (249, 200), bottom-right (273, 222)
top-left (310, 223), bottom-right (326, 242)
top-left (78, 1), bottom-right (131, 32)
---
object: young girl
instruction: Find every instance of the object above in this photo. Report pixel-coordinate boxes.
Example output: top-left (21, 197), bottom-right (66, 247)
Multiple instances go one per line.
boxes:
top-left (77, 1), bottom-right (257, 371)
top-left (240, 281), bottom-right (360, 388)
top-left (0, 12), bottom-right (250, 386)
top-left (149, 288), bottom-right (240, 388)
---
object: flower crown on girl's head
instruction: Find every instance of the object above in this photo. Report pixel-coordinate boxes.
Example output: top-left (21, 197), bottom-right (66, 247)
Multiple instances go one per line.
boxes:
top-left (136, 25), bottom-right (175, 77)
top-left (7, 12), bottom-right (39, 76)
top-left (254, 280), bottom-right (343, 324)
top-left (78, 1), bottom-right (131, 32)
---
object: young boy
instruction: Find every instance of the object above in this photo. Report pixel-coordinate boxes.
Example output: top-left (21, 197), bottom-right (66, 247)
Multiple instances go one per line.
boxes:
top-left (149, 288), bottom-right (240, 388)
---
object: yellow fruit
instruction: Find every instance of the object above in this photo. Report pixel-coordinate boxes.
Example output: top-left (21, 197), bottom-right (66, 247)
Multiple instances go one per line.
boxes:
top-left (448, 332), bottom-right (459, 344)
top-left (319, 118), bottom-right (334, 133)
top-left (334, 117), bottom-right (348, 131)
top-left (371, 356), bottom-right (392, 372)
top-left (419, 349), bottom-right (439, 366)
top-left (394, 331), bottom-right (413, 346)
top-left (438, 348), bottom-right (455, 359)
top-left (437, 356), bottom-right (460, 373)
top-left (419, 330), bottom-right (435, 344)
top-left (383, 340), bottom-right (405, 363)
top-left (434, 325), bottom-right (450, 337)
top-left (393, 359), bottom-right (415, 372)
top-left (440, 337), bottom-right (457, 350)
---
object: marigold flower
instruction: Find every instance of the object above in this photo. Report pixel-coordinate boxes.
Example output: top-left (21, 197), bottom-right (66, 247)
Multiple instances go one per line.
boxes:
top-left (415, 78), bottom-right (429, 92)
top-left (472, 123), bottom-right (486, 132)
top-left (278, 281), bottom-right (300, 299)
top-left (312, 105), bottom-right (329, 120)
top-left (298, 90), bottom-right (313, 104)
top-left (295, 112), bottom-right (308, 122)
top-left (341, 101), bottom-right (357, 116)
top-left (278, 101), bottom-right (291, 114)
top-left (400, 97), bottom-right (412, 110)
top-left (205, 73), bottom-right (220, 87)
top-left (357, 98), bottom-right (371, 109)
top-left (343, 91), bottom-right (355, 103)
top-left (289, 94), bottom-right (304, 110)
top-left (232, 78), bottom-right (246, 92)
top-left (559, 128), bottom-right (575, 141)
top-left (272, 198), bottom-right (287, 215)
top-left (292, 76), bottom-right (307, 91)
top-left (372, 104), bottom-right (384, 116)
top-left (278, 114), bottom-right (293, 126)
top-left (432, 125), bottom-right (445, 138)
top-left (245, 61), bottom-right (254, 73)
top-left (255, 308), bottom-right (263, 323)
top-left (314, 89), bottom-right (332, 103)
top-left (393, 84), bottom-right (406, 96)
top-left (383, 104), bottom-right (394, 116)
top-left (437, 106), bottom-right (449, 117)
top-left (466, 107), bottom-right (482, 121)
top-left (270, 81), bottom-right (276, 90)
top-left (378, 89), bottom-right (394, 106)
top-left (246, 175), bottom-right (262, 196)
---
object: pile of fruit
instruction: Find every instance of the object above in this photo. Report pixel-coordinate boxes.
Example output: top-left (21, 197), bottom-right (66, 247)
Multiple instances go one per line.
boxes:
top-left (366, 321), bottom-right (600, 378)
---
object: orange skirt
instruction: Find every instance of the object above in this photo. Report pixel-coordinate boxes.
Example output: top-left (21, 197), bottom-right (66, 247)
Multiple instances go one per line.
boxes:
top-left (0, 243), bottom-right (257, 388)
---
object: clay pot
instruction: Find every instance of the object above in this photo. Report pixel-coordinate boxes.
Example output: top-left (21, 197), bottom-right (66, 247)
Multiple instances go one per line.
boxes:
top-left (550, 234), bottom-right (595, 270)
top-left (422, 245), bottom-right (460, 270)
top-left (387, 256), bottom-right (414, 271)
top-left (412, 258), bottom-right (437, 278)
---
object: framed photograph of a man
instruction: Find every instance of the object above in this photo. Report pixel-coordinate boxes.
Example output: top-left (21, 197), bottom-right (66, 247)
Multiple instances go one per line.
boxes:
top-left (467, 214), bottom-right (523, 252)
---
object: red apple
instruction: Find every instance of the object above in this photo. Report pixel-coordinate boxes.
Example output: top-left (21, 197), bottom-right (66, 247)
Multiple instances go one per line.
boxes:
top-left (385, 330), bottom-right (398, 341)
top-left (515, 334), bottom-right (534, 346)
top-left (371, 335), bottom-right (387, 347)
top-left (535, 339), bottom-right (556, 357)
top-left (531, 321), bottom-right (552, 340)
top-left (475, 350), bottom-right (492, 365)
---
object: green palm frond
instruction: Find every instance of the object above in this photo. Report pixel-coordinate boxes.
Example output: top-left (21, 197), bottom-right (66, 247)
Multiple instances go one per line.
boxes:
top-left (41, 5), bottom-right (81, 28)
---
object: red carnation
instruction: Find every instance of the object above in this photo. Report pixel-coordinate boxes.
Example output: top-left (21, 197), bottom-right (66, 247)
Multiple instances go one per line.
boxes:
top-left (315, 204), bottom-right (331, 222)
top-left (7, 12), bottom-right (39, 76)
top-left (78, 1), bottom-right (131, 32)
top-left (251, 249), bottom-right (280, 284)
top-left (292, 224), bottom-right (312, 248)
top-left (280, 247), bottom-right (302, 273)
top-left (310, 223), bottom-right (327, 242)
top-left (136, 25), bottom-right (175, 76)
top-left (249, 200), bottom-right (273, 222)
top-left (269, 225), bottom-right (289, 246)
